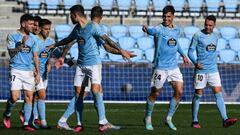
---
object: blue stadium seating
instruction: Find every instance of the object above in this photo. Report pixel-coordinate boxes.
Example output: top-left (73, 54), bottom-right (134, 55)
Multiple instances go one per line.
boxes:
top-left (170, 0), bottom-right (185, 12)
top-left (63, 0), bottom-right (78, 10)
top-left (217, 38), bottom-right (227, 51)
top-left (144, 48), bottom-right (154, 62)
top-left (45, 0), bottom-right (59, 12)
top-left (128, 48), bottom-right (144, 62)
top-left (152, 0), bottom-right (168, 11)
top-left (26, 0), bottom-right (41, 11)
top-left (118, 36), bottom-right (136, 50)
top-left (109, 36), bottom-right (118, 43)
top-left (81, 0), bottom-right (96, 11)
top-left (135, 0), bottom-right (149, 16)
top-left (117, 0), bottom-right (132, 15)
top-left (219, 49), bottom-right (236, 63)
top-left (229, 38), bottom-right (240, 52)
top-left (110, 24), bottom-right (128, 39)
top-left (100, 24), bottom-right (110, 34)
top-left (54, 24), bottom-right (72, 41)
top-left (205, 0), bottom-right (221, 12)
top-left (99, 0), bottom-right (113, 11)
top-left (108, 53), bottom-right (125, 62)
top-left (220, 26), bottom-right (237, 41)
top-left (183, 26), bottom-right (200, 39)
top-left (223, 0), bottom-right (238, 12)
top-left (128, 25), bottom-right (145, 39)
top-left (188, 0), bottom-right (203, 16)
top-left (137, 36), bottom-right (154, 50)
top-left (238, 51), bottom-right (240, 61)
top-left (178, 37), bottom-right (191, 50)
top-left (99, 47), bottom-right (109, 61)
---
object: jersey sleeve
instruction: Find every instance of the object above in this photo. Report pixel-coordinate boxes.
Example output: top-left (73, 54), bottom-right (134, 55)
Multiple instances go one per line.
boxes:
top-left (6, 33), bottom-right (16, 49)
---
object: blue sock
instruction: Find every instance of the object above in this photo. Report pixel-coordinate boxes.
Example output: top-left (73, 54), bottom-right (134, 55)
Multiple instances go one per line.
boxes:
top-left (93, 92), bottom-right (106, 123)
top-left (75, 95), bottom-right (83, 124)
top-left (24, 103), bottom-right (32, 125)
top-left (37, 99), bottom-right (46, 121)
top-left (215, 92), bottom-right (228, 120)
top-left (145, 98), bottom-right (155, 117)
top-left (4, 99), bottom-right (16, 117)
top-left (62, 96), bottom-right (75, 120)
top-left (192, 94), bottom-right (202, 122)
top-left (167, 98), bottom-right (179, 118)
top-left (33, 101), bottom-right (38, 119)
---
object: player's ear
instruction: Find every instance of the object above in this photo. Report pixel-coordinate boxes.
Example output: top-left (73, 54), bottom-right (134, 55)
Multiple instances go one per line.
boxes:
top-left (21, 22), bottom-right (25, 28)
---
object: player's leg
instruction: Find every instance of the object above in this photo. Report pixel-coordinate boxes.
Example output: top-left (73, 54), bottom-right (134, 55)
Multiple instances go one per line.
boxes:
top-left (32, 93), bottom-right (40, 125)
top-left (144, 69), bottom-right (166, 130)
top-left (19, 101), bottom-right (25, 124)
top-left (3, 69), bottom-right (22, 128)
top-left (209, 72), bottom-right (237, 127)
top-left (23, 89), bottom-right (35, 131)
top-left (191, 73), bottom-right (206, 128)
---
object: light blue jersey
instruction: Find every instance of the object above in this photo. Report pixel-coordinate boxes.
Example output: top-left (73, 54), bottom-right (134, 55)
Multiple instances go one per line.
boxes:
top-left (69, 22), bottom-right (106, 66)
top-left (188, 30), bottom-right (220, 74)
top-left (35, 35), bottom-right (56, 79)
top-left (147, 24), bottom-right (185, 70)
top-left (7, 31), bottom-right (39, 71)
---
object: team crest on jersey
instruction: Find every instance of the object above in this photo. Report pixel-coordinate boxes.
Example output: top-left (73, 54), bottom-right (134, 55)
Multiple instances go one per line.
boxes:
top-left (21, 45), bottom-right (31, 53)
top-left (167, 38), bottom-right (177, 47)
top-left (77, 37), bottom-right (85, 45)
top-left (206, 43), bottom-right (216, 52)
top-left (39, 51), bottom-right (49, 58)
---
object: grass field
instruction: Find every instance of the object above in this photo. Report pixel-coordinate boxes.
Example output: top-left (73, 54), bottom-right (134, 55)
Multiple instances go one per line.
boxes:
top-left (0, 103), bottom-right (239, 135)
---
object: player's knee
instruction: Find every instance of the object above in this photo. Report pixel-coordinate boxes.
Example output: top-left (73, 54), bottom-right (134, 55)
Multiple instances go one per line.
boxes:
top-left (151, 87), bottom-right (161, 96)
top-left (11, 96), bottom-right (18, 103)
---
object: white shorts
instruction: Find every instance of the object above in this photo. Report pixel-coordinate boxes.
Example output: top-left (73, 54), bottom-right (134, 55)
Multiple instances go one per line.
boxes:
top-left (194, 72), bottom-right (222, 89)
top-left (74, 64), bottom-right (102, 87)
top-left (151, 68), bottom-right (183, 89)
top-left (10, 69), bottom-right (35, 91)
top-left (35, 77), bottom-right (48, 91)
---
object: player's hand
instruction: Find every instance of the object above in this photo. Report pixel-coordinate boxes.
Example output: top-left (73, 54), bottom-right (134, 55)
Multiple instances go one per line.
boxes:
top-left (46, 44), bottom-right (56, 50)
top-left (142, 25), bottom-right (148, 33)
top-left (183, 56), bottom-right (190, 64)
top-left (126, 50), bottom-right (137, 58)
top-left (120, 50), bottom-right (131, 61)
top-left (55, 57), bottom-right (64, 69)
top-left (195, 63), bottom-right (203, 69)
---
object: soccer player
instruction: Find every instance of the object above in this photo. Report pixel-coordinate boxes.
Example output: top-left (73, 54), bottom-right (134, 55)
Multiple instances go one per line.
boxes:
top-left (19, 15), bottom-right (42, 125)
top-left (142, 5), bottom-right (189, 131)
top-left (3, 14), bottom-right (40, 131)
top-left (57, 6), bottom-right (134, 132)
top-left (48, 5), bottom-right (133, 132)
top-left (188, 15), bottom-right (237, 128)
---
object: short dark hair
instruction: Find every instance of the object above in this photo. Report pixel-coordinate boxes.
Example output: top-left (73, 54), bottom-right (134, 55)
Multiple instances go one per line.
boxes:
top-left (163, 5), bottom-right (175, 15)
top-left (70, 4), bottom-right (85, 17)
top-left (39, 19), bottom-right (52, 27)
top-left (206, 15), bottom-right (216, 23)
top-left (20, 14), bottom-right (34, 24)
top-left (33, 15), bottom-right (42, 23)
top-left (91, 6), bottom-right (103, 20)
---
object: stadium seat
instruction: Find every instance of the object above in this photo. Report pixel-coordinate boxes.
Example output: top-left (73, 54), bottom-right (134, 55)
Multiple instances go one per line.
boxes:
top-left (128, 48), bottom-right (144, 62)
top-left (110, 24), bottom-right (128, 39)
top-left (99, 47), bottom-right (109, 60)
top-left (118, 36), bottom-right (136, 50)
top-left (128, 25), bottom-right (145, 39)
top-left (187, 0), bottom-right (203, 16)
top-left (229, 38), bottom-right (240, 52)
top-left (100, 24), bottom-right (110, 34)
top-left (238, 51), bottom-right (240, 61)
top-left (152, 0), bottom-right (168, 11)
top-left (63, 0), bottom-right (78, 10)
top-left (81, 0), bottom-right (96, 11)
top-left (217, 38), bottom-right (227, 51)
top-left (170, 0), bottom-right (185, 12)
top-left (54, 24), bottom-right (72, 41)
top-left (135, 0), bottom-right (149, 16)
top-left (137, 36), bottom-right (154, 50)
top-left (144, 48), bottom-right (154, 62)
top-left (219, 49), bottom-right (236, 63)
top-left (178, 37), bottom-right (191, 50)
top-left (26, 0), bottom-right (41, 11)
top-left (205, 0), bottom-right (220, 13)
top-left (45, 0), bottom-right (59, 10)
top-left (220, 26), bottom-right (237, 41)
top-left (99, 0), bottom-right (113, 11)
top-left (183, 26), bottom-right (200, 39)
top-left (109, 36), bottom-right (118, 43)
top-left (108, 53), bottom-right (125, 62)
top-left (223, 0), bottom-right (238, 12)
top-left (117, 0), bottom-right (132, 15)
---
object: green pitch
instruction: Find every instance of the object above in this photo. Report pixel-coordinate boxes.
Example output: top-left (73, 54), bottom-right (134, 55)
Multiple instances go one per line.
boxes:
top-left (0, 103), bottom-right (239, 135)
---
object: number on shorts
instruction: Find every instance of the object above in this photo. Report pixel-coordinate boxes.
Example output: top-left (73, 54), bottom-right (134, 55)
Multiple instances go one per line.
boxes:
top-left (154, 73), bottom-right (161, 81)
top-left (197, 75), bottom-right (203, 81)
top-left (11, 75), bottom-right (16, 81)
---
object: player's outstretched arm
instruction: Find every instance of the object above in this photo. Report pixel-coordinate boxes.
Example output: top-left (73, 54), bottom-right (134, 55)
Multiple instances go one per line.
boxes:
top-left (103, 43), bottom-right (136, 58)
top-left (47, 36), bottom-right (74, 49)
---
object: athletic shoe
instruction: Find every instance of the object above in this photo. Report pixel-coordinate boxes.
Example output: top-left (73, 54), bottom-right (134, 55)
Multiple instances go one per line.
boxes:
top-left (223, 118), bottom-right (237, 128)
top-left (143, 118), bottom-right (154, 130)
top-left (192, 121), bottom-right (201, 129)
top-left (19, 111), bottom-right (24, 124)
top-left (165, 117), bottom-right (177, 131)
top-left (34, 119), bottom-right (41, 125)
top-left (57, 121), bottom-right (72, 131)
top-left (73, 125), bottom-right (83, 132)
top-left (40, 125), bottom-right (51, 129)
top-left (3, 114), bottom-right (11, 129)
top-left (98, 122), bottom-right (121, 132)
top-left (23, 125), bottom-right (35, 131)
